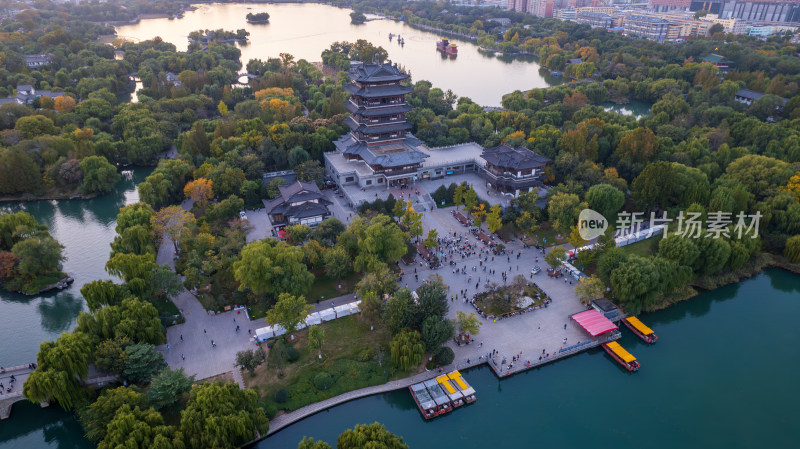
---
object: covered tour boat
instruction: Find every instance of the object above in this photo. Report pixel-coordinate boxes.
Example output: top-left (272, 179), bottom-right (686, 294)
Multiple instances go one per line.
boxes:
top-left (409, 382), bottom-right (438, 419)
top-left (423, 379), bottom-right (453, 415)
top-left (436, 375), bottom-right (465, 407)
top-left (447, 370), bottom-right (476, 403)
top-left (623, 316), bottom-right (658, 343)
top-left (436, 38), bottom-right (458, 56)
top-left (602, 341), bottom-right (640, 372)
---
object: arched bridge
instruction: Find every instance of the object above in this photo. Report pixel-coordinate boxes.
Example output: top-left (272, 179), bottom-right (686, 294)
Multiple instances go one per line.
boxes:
top-left (1, 364), bottom-right (117, 419)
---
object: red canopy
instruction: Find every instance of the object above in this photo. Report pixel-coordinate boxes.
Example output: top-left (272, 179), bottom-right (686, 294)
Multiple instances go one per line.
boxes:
top-left (572, 309), bottom-right (618, 337)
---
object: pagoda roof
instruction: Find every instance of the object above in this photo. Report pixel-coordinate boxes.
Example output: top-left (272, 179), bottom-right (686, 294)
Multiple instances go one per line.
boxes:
top-left (344, 102), bottom-right (412, 116)
top-left (348, 61), bottom-right (409, 83)
top-left (481, 145), bottom-right (551, 170)
top-left (344, 83), bottom-right (413, 98)
top-left (344, 116), bottom-right (412, 133)
top-left (334, 134), bottom-right (428, 168)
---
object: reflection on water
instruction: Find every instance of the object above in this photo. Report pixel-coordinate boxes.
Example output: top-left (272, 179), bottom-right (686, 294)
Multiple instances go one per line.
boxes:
top-left (116, 3), bottom-right (554, 106)
top-left (38, 293), bottom-right (86, 334)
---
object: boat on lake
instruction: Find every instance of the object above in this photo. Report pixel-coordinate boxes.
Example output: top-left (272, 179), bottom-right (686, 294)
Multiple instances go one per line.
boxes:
top-left (436, 375), bottom-right (465, 407)
top-left (602, 341), bottom-right (640, 372)
top-left (424, 378), bottom-right (453, 415)
top-left (447, 370), bottom-right (476, 403)
top-left (623, 316), bottom-right (658, 343)
top-left (436, 37), bottom-right (457, 56)
top-left (409, 382), bottom-right (438, 419)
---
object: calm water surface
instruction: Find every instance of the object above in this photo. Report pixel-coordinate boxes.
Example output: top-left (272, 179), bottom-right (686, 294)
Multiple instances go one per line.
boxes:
top-left (259, 268), bottom-right (798, 449)
top-left (602, 99), bottom-right (652, 119)
top-left (116, 3), bottom-right (556, 106)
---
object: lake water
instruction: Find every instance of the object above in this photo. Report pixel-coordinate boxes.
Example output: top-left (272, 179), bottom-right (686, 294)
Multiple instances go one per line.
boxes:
top-left (602, 100), bottom-right (652, 119)
top-left (0, 167), bottom-right (152, 367)
top-left (259, 268), bottom-right (798, 449)
top-left (115, 2), bottom-right (555, 106)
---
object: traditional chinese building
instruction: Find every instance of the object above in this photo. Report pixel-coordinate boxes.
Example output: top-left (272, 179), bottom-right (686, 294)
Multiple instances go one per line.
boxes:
top-left (326, 60), bottom-right (431, 189)
top-left (480, 144), bottom-right (552, 196)
top-left (262, 181), bottom-right (331, 228)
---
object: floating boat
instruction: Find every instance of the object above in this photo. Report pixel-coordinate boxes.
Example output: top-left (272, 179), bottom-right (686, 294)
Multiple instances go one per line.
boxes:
top-left (436, 38), bottom-right (458, 56)
top-left (424, 379), bottom-right (453, 415)
top-left (602, 341), bottom-right (640, 372)
top-left (409, 382), bottom-right (438, 419)
top-left (623, 316), bottom-right (658, 343)
top-left (447, 370), bottom-right (476, 403)
top-left (436, 375), bottom-right (465, 407)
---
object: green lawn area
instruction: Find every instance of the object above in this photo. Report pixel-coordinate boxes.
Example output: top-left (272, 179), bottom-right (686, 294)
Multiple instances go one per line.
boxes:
top-left (305, 272), bottom-right (360, 303)
top-left (244, 316), bottom-right (417, 415)
top-left (619, 236), bottom-right (660, 257)
top-left (521, 222), bottom-right (567, 247)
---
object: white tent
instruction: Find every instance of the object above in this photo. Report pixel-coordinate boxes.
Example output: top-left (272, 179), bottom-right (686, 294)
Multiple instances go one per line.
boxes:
top-left (319, 308), bottom-right (336, 322)
top-left (334, 304), bottom-right (352, 318)
top-left (350, 300), bottom-right (362, 313)
top-left (273, 325), bottom-right (287, 337)
top-left (295, 320), bottom-right (308, 330)
top-left (305, 312), bottom-right (322, 326)
top-left (255, 327), bottom-right (273, 342)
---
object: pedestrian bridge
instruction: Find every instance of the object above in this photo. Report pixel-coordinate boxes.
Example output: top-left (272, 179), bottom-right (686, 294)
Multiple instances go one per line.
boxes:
top-left (0, 364), bottom-right (116, 419)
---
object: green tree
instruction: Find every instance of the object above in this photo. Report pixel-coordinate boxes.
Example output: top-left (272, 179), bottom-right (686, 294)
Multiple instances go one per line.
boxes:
top-left (148, 367), bottom-right (194, 411)
top-left (234, 239), bottom-right (314, 297)
top-left (77, 298), bottom-right (165, 346)
top-left (574, 274), bottom-right (606, 305)
top-left (298, 437), bottom-right (332, 449)
top-left (12, 236), bottom-right (65, 282)
top-left (308, 325), bottom-right (325, 358)
top-left (390, 329), bottom-right (424, 371)
top-left (24, 332), bottom-right (94, 410)
top-left (455, 310), bottom-right (481, 335)
top-left (79, 156), bottom-right (120, 194)
top-left (383, 288), bottom-right (414, 335)
top-left (105, 252), bottom-right (156, 283)
top-left (421, 316), bottom-right (454, 351)
top-left (93, 336), bottom-right (131, 375)
top-left (98, 404), bottom-right (184, 449)
top-left (79, 386), bottom-right (149, 443)
top-left (785, 235), bottom-right (800, 263)
top-left (516, 210), bottom-right (540, 237)
top-left (423, 228), bottom-right (439, 249)
top-left (353, 215), bottom-right (408, 273)
top-left (337, 422), bottom-right (408, 449)
top-left (0, 148), bottom-right (41, 194)
top-left (356, 265), bottom-right (398, 299)
top-left (545, 246), bottom-right (568, 269)
top-left (350, 11), bottom-right (366, 24)
top-left (180, 382), bottom-right (269, 449)
top-left (123, 343), bottom-right (167, 384)
top-left (658, 235), bottom-right (700, 267)
top-left (585, 184), bottom-right (625, 221)
top-left (285, 224), bottom-right (312, 245)
top-left (265, 292), bottom-right (313, 336)
top-left (463, 187), bottom-right (478, 213)
top-left (235, 347), bottom-right (267, 376)
top-left (548, 193), bottom-right (587, 236)
top-left (313, 218), bottom-right (345, 246)
top-left (453, 184), bottom-right (466, 209)
top-left (486, 204), bottom-right (502, 233)
top-left (597, 246), bottom-right (628, 283)
top-left (401, 202), bottom-right (423, 238)
top-left (610, 256), bottom-right (660, 313)
top-left (15, 115), bottom-right (57, 139)
top-left (323, 246), bottom-right (351, 281)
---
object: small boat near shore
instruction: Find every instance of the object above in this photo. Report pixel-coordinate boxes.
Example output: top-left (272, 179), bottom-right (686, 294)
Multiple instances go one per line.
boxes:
top-left (436, 375), bottom-right (464, 407)
top-left (623, 316), bottom-right (658, 343)
top-left (409, 382), bottom-right (438, 419)
top-left (602, 341), bottom-right (640, 372)
top-left (436, 37), bottom-right (457, 56)
top-left (424, 379), bottom-right (453, 415)
top-left (447, 370), bottom-right (476, 403)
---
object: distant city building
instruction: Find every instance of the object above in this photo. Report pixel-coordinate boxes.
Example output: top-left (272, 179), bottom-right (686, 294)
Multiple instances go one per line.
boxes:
top-left (576, 11), bottom-right (613, 27)
top-left (692, 0), bottom-right (800, 23)
top-left (624, 14), bottom-right (671, 41)
top-left (508, 0), bottom-right (529, 13)
top-left (557, 7), bottom-right (577, 20)
top-left (527, 0), bottom-right (554, 18)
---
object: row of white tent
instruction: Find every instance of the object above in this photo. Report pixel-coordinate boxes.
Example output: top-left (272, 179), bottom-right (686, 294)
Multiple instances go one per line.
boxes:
top-left (254, 300), bottom-right (362, 342)
top-left (560, 225), bottom-right (666, 280)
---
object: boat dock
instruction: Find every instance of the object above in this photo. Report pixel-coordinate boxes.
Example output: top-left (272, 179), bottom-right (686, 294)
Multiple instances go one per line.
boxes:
top-left (409, 370), bottom-right (476, 419)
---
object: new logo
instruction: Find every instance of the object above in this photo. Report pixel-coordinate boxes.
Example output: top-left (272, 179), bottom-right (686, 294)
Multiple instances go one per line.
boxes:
top-left (577, 209), bottom-right (608, 240)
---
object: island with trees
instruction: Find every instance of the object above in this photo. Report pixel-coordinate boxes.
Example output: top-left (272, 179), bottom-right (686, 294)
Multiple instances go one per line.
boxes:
top-left (246, 12), bottom-right (270, 24)
top-left (0, 211), bottom-right (70, 295)
top-left (350, 11), bottom-right (367, 24)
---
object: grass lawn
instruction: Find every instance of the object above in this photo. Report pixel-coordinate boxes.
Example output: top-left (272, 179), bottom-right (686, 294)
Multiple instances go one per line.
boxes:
top-left (521, 222), bottom-right (567, 247)
top-left (244, 316), bottom-right (420, 414)
top-left (305, 272), bottom-right (360, 303)
top-left (619, 236), bottom-right (660, 257)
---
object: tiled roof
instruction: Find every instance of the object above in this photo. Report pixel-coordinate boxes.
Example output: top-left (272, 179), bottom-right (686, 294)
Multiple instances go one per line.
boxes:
top-left (344, 83), bottom-right (413, 98)
top-left (481, 145), bottom-right (551, 170)
top-left (334, 134), bottom-right (428, 168)
top-left (348, 61), bottom-right (409, 83)
top-left (344, 102), bottom-right (412, 116)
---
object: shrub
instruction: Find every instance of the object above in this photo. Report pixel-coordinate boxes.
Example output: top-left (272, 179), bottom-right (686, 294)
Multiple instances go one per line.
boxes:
top-left (312, 372), bottom-right (334, 390)
top-left (434, 346), bottom-right (455, 365)
top-left (262, 401), bottom-right (279, 418)
top-left (266, 340), bottom-right (276, 348)
top-left (274, 389), bottom-right (289, 403)
top-left (285, 345), bottom-right (300, 362)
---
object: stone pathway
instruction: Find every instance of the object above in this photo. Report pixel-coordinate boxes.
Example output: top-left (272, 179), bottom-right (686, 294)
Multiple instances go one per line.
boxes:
top-left (232, 366), bottom-right (245, 389)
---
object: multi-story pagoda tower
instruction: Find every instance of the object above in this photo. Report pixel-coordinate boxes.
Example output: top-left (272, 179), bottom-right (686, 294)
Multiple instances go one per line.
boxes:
top-left (327, 60), bottom-right (429, 189)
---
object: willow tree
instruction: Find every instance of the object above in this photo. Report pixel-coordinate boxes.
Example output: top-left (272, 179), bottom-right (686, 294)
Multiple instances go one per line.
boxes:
top-left (24, 331), bottom-right (93, 409)
top-left (337, 422), bottom-right (408, 449)
top-left (390, 329), bottom-right (424, 371)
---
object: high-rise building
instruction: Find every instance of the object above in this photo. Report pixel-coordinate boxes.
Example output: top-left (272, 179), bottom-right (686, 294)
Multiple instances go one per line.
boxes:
top-left (527, 0), bottom-right (555, 17)
top-left (624, 14), bottom-right (672, 41)
top-left (508, 0), bottom-right (529, 12)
